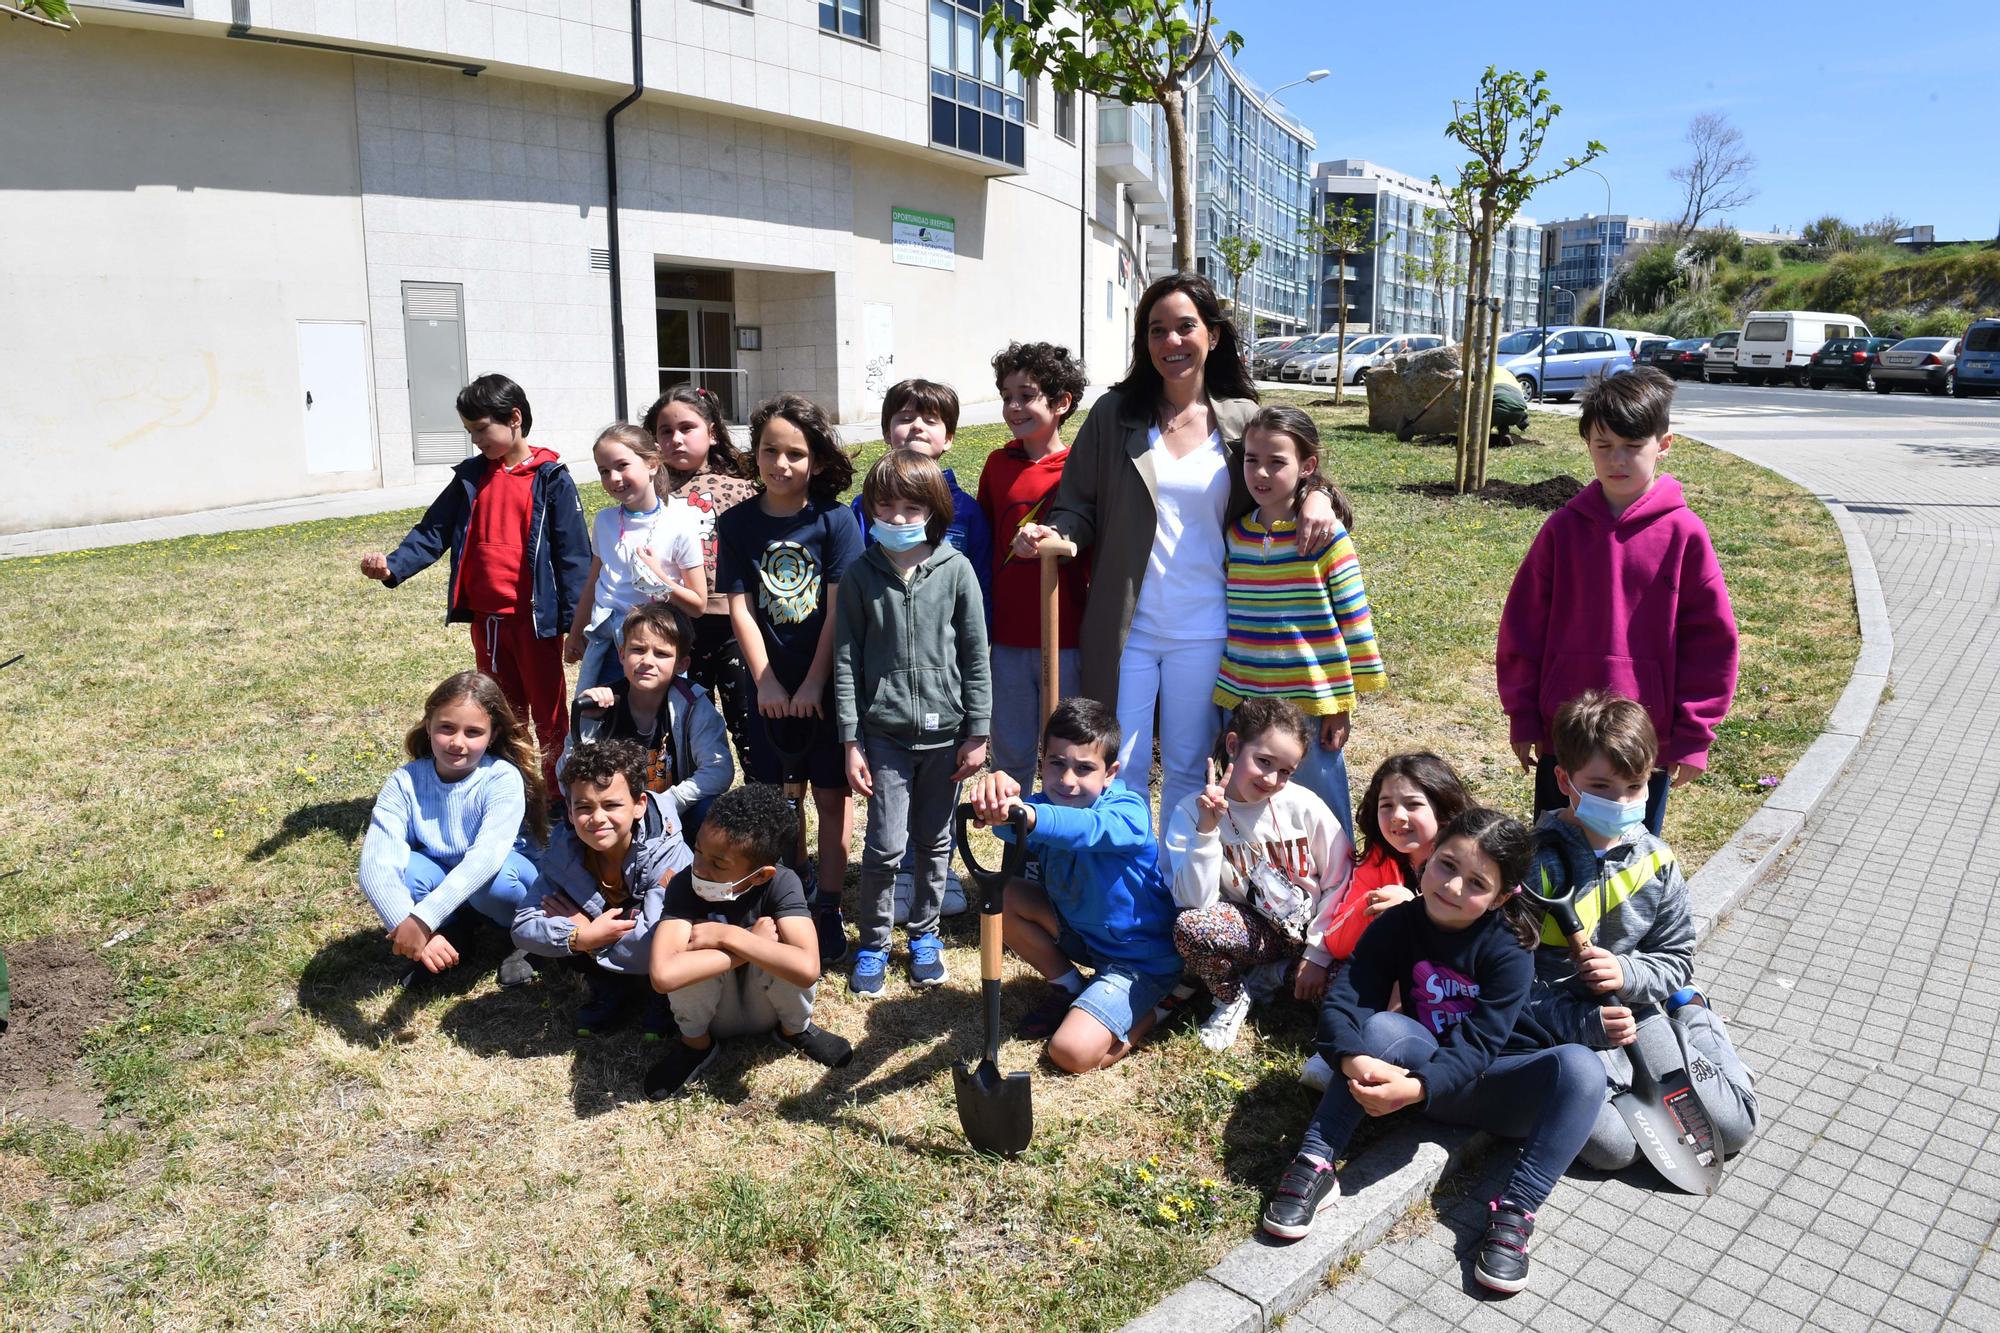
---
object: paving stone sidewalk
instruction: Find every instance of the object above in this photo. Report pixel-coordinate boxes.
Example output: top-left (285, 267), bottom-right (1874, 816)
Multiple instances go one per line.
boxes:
top-left (1295, 404), bottom-right (2000, 1333)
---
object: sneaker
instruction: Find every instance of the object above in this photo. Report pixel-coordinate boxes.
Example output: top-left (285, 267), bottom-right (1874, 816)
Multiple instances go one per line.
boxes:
top-left (575, 971), bottom-right (632, 1037)
top-left (1017, 986), bottom-right (1078, 1040)
top-left (1300, 1053), bottom-right (1335, 1092)
top-left (814, 906), bottom-right (849, 967)
top-left (1473, 1199), bottom-right (1536, 1294)
top-left (496, 948), bottom-right (535, 990)
top-left (640, 993), bottom-right (677, 1043)
top-left (643, 1040), bottom-right (719, 1100)
top-left (776, 1022), bottom-right (854, 1068)
top-left (1261, 1155), bottom-right (1341, 1240)
top-left (1198, 990), bottom-right (1253, 1053)
top-left (907, 932), bottom-right (947, 987)
top-left (849, 948), bottom-right (888, 997)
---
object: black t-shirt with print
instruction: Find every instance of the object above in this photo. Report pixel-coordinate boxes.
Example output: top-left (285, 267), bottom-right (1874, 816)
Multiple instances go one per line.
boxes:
top-left (657, 864), bottom-right (811, 931)
top-left (715, 496), bottom-right (862, 689)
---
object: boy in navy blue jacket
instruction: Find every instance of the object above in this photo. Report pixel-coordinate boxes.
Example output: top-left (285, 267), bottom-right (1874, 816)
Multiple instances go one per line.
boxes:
top-left (969, 698), bottom-right (1181, 1075)
top-left (361, 374), bottom-right (591, 789)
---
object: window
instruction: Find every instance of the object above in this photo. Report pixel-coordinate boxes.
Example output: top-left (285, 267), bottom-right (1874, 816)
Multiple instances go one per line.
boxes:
top-left (1055, 88), bottom-right (1076, 144)
top-left (927, 0), bottom-right (1025, 167)
top-left (820, 0), bottom-right (869, 41)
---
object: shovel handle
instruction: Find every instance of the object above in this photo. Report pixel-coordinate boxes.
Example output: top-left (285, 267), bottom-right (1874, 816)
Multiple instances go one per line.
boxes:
top-left (955, 804), bottom-right (1029, 915)
top-left (1039, 538), bottom-right (1077, 732)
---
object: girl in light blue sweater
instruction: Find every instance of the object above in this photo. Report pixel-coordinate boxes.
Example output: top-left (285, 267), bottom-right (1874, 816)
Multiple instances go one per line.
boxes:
top-left (358, 672), bottom-right (548, 983)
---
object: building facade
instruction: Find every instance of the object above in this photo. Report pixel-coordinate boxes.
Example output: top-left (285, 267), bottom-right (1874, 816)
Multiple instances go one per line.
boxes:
top-left (1311, 160), bottom-right (1538, 339)
top-left (1540, 213), bottom-right (1669, 322)
top-left (1185, 51), bottom-right (1317, 338)
top-left (3, 0), bottom-right (1143, 534)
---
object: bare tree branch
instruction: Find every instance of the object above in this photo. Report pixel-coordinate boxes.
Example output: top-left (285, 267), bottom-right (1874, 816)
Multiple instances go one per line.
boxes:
top-left (1669, 113), bottom-right (1756, 240)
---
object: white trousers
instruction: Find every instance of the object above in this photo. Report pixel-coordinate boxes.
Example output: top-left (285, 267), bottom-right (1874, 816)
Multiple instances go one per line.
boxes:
top-left (1114, 627), bottom-right (1224, 840)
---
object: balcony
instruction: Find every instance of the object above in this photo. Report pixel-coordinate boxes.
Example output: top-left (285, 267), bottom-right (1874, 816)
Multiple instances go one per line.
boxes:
top-left (1097, 104), bottom-right (1167, 209)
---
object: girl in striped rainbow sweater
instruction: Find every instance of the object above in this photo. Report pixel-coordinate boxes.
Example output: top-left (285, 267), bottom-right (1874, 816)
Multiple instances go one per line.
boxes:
top-left (1214, 405), bottom-right (1387, 842)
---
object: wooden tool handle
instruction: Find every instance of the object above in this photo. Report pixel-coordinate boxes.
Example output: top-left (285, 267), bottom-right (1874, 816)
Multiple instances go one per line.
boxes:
top-left (1039, 538), bottom-right (1076, 731)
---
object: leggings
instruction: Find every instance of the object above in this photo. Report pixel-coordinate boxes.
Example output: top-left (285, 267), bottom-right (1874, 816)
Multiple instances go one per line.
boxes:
top-left (689, 611), bottom-right (751, 773)
top-left (1173, 902), bottom-right (1298, 1002)
top-left (1301, 1011), bottom-right (1602, 1212)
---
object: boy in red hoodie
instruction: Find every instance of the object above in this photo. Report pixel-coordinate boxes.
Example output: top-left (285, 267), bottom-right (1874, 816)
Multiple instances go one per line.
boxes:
top-left (1495, 368), bottom-right (1738, 835)
top-left (361, 374), bottom-right (591, 790)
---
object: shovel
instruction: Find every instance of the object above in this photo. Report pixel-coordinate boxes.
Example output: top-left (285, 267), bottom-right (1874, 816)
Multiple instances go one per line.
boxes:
top-left (1543, 894), bottom-right (1724, 1195)
top-left (952, 803), bottom-right (1033, 1156)
top-left (1037, 538), bottom-right (1078, 725)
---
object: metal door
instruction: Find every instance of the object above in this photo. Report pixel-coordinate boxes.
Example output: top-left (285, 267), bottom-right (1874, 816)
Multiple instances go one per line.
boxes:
top-left (297, 321), bottom-right (374, 474)
top-left (402, 282), bottom-right (469, 464)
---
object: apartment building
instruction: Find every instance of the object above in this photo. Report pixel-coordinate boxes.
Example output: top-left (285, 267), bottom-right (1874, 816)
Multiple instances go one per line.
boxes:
top-left (3, 1), bottom-right (1147, 534)
top-left (1540, 212), bottom-right (1669, 321)
top-left (1311, 160), bottom-right (1539, 338)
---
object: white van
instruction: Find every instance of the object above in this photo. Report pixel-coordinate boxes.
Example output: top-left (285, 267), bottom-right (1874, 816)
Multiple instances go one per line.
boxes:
top-left (1736, 310), bottom-right (1872, 387)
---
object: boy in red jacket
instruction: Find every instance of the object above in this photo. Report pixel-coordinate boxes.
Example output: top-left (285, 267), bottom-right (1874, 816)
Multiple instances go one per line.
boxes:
top-left (1495, 368), bottom-right (1738, 834)
top-left (360, 374), bottom-right (591, 790)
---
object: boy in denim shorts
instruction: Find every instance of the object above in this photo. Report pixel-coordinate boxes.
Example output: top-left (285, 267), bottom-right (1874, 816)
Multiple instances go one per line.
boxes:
top-left (969, 698), bottom-right (1182, 1074)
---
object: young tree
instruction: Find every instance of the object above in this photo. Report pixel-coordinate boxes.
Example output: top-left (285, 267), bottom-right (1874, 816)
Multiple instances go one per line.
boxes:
top-left (1216, 231), bottom-right (1263, 333)
top-left (989, 1), bottom-right (1240, 273)
top-left (1299, 199), bottom-right (1389, 405)
top-left (1435, 67), bottom-right (1603, 493)
top-left (1401, 206), bottom-right (1463, 337)
top-left (1668, 112), bottom-right (1756, 241)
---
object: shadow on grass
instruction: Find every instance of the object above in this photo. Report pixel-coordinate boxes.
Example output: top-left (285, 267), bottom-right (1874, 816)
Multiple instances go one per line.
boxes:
top-left (247, 797), bottom-right (374, 861)
top-left (296, 924), bottom-right (505, 1050)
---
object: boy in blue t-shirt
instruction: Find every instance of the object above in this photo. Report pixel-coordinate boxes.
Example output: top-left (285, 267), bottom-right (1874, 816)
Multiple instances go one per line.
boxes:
top-left (969, 698), bottom-right (1182, 1075)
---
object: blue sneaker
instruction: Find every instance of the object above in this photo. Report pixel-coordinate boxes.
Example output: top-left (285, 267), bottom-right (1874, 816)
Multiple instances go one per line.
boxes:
top-left (849, 948), bottom-right (888, 997)
top-left (907, 932), bottom-right (947, 987)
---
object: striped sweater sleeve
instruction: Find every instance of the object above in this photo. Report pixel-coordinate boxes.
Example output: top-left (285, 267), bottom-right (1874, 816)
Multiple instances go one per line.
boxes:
top-left (1322, 528), bottom-right (1385, 706)
top-left (357, 769), bottom-right (419, 929)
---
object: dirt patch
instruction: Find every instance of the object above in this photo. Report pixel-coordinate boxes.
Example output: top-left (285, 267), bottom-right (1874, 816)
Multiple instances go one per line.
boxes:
top-left (0, 935), bottom-right (125, 1125)
top-left (1400, 474), bottom-right (1585, 512)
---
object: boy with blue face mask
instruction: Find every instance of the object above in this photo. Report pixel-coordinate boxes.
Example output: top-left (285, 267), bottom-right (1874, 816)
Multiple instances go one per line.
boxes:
top-left (1518, 690), bottom-right (1759, 1170)
top-left (833, 451), bottom-right (992, 999)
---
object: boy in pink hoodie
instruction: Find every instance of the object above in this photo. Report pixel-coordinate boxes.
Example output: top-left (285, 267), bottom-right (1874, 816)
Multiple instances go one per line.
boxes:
top-left (1495, 368), bottom-right (1738, 834)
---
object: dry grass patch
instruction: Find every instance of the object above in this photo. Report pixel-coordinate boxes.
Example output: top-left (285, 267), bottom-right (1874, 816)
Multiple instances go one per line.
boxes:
top-left (0, 403), bottom-right (1852, 1328)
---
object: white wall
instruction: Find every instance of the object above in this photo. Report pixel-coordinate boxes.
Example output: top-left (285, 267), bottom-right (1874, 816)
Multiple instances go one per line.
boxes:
top-left (0, 24), bottom-right (373, 533)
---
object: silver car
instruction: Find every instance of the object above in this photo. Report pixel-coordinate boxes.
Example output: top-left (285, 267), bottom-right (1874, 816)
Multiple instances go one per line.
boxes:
top-left (1873, 338), bottom-right (1960, 395)
top-left (1328, 334), bottom-right (1447, 385)
top-left (1305, 334), bottom-right (1390, 384)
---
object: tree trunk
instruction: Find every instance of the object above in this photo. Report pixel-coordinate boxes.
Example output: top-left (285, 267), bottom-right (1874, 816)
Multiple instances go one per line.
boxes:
top-left (1453, 226), bottom-right (1489, 492)
top-left (1467, 201), bottom-right (1499, 491)
top-left (1333, 260), bottom-right (1348, 406)
top-left (1161, 87), bottom-right (1195, 273)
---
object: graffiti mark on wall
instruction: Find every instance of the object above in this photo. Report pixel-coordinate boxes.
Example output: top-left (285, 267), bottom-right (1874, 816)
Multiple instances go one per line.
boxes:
top-left (92, 352), bottom-right (222, 452)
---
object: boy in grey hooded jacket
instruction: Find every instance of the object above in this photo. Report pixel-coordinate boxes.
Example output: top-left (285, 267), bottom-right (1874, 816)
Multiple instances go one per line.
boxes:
top-left (833, 452), bottom-right (992, 997)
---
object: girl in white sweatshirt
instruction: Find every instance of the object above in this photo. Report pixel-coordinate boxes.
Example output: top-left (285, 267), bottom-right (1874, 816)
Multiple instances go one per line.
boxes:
top-left (1163, 697), bottom-right (1354, 1051)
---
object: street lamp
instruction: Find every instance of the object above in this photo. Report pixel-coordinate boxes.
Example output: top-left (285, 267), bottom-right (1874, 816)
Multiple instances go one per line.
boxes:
top-left (1538, 287), bottom-right (1574, 400)
top-left (1239, 68), bottom-right (1330, 337)
top-left (1577, 165), bottom-right (1613, 326)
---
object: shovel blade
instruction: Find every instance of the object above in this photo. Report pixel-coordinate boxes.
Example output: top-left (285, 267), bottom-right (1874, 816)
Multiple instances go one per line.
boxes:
top-left (1614, 1064), bottom-right (1725, 1195)
top-left (953, 1057), bottom-right (1033, 1157)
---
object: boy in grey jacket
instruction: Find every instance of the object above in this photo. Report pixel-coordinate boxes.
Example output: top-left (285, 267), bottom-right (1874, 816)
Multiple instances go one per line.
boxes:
top-left (511, 739), bottom-right (692, 1037)
top-left (834, 451), bottom-right (992, 998)
top-left (1519, 691), bottom-right (1758, 1167)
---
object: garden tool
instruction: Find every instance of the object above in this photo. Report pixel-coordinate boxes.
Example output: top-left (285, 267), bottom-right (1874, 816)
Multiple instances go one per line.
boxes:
top-left (952, 804), bottom-right (1033, 1156)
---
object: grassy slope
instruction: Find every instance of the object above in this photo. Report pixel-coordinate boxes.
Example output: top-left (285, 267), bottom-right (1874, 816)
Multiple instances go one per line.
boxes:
top-left (0, 400), bottom-right (1854, 1329)
top-left (1618, 242), bottom-right (2000, 338)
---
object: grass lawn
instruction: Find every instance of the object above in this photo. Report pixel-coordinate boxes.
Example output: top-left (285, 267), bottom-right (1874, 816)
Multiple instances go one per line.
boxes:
top-left (0, 397), bottom-right (1854, 1329)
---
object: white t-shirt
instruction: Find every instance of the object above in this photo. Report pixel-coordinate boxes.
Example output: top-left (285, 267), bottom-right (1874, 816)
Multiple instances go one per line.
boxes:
top-left (1128, 425), bottom-right (1230, 640)
top-left (591, 500), bottom-right (702, 616)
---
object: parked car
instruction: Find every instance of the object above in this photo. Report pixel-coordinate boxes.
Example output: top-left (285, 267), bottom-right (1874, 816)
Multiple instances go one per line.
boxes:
top-left (1301, 333), bottom-right (1389, 383)
top-left (1873, 338), bottom-right (1960, 395)
top-left (1703, 330), bottom-right (1741, 382)
top-left (1334, 333), bottom-right (1446, 384)
top-left (1250, 336), bottom-right (1305, 379)
top-left (1272, 331), bottom-right (1347, 381)
top-left (1650, 338), bottom-right (1712, 380)
top-left (1491, 326), bottom-right (1633, 401)
top-left (1956, 318), bottom-right (2000, 397)
top-left (1806, 337), bottom-right (1899, 390)
top-left (1736, 310), bottom-right (1872, 386)
top-left (1630, 337), bottom-right (1672, 366)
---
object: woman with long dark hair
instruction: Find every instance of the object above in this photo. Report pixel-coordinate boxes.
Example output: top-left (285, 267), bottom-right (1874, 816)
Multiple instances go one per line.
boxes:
top-left (1013, 273), bottom-right (1340, 825)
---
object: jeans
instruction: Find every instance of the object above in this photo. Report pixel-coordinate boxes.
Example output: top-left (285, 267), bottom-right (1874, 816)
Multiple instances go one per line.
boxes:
top-left (1301, 1011), bottom-right (1602, 1211)
top-left (574, 606), bottom-right (630, 693)
top-left (1294, 733), bottom-right (1355, 846)
top-left (1581, 1003), bottom-right (1760, 1169)
top-left (1534, 755), bottom-right (1671, 836)
top-left (404, 847), bottom-right (540, 932)
top-left (1115, 628), bottom-right (1225, 840)
top-left (989, 644), bottom-right (1081, 784)
top-left (856, 736), bottom-right (959, 952)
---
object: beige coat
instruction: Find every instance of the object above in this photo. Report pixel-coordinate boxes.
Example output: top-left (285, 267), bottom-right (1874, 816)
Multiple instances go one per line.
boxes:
top-left (1046, 387), bottom-right (1260, 711)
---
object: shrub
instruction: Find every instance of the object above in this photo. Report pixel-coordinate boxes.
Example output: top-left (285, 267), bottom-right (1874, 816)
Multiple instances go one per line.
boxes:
top-left (1809, 252), bottom-right (1887, 314)
top-left (1912, 307), bottom-right (1975, 339)
top-left (1689, 228), bottom-right (1745, 266)
top-left (1739, 246), bottom-right (1779, 273)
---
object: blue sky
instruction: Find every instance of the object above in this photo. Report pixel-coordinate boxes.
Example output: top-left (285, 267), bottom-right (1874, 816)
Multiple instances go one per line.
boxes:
top-left (1221, 1), bottom-right (1999, 240)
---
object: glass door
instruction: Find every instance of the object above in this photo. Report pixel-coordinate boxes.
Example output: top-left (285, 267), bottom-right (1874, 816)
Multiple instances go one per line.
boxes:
top-left (656, 266), bottom-right (743, 423)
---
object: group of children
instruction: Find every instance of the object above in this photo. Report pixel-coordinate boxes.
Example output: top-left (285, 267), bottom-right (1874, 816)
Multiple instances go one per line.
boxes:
top-left (353, 358), bottom-right (1757, 1294)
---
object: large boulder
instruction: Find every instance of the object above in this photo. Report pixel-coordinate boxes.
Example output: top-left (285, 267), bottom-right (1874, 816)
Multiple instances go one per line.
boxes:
top-left (1366, 344), bottom-right (1462, 437)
